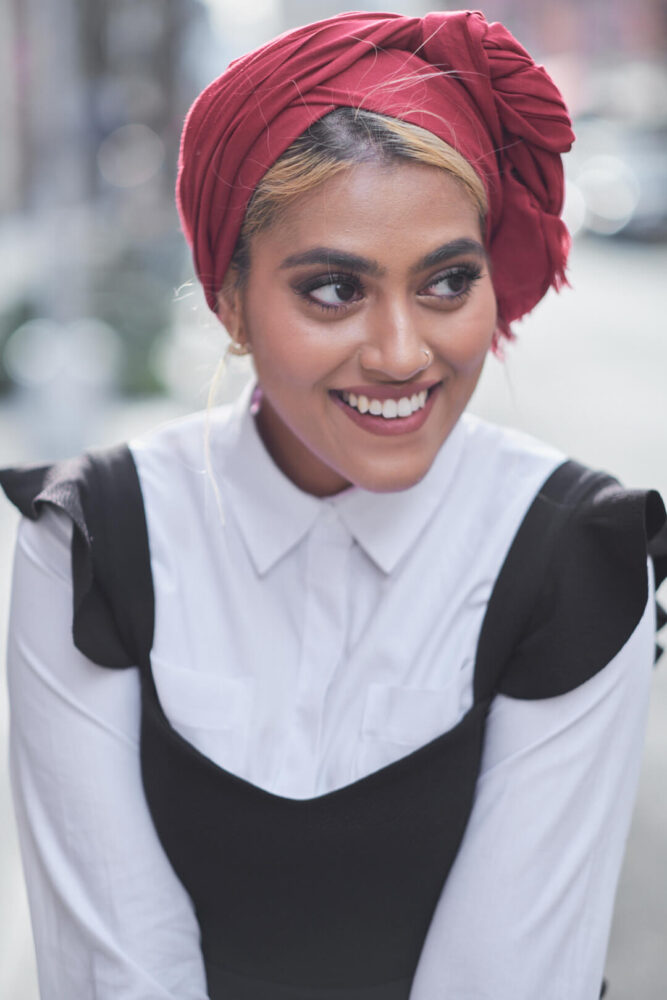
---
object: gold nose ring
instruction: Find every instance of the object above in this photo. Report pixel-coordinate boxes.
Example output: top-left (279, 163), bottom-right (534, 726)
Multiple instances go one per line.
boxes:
top-left (422, 348), bottom-right (433, 366)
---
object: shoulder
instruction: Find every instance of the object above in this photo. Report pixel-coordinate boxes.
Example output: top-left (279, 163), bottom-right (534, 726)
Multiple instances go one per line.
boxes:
top-left (459, 412), bottom-right (566, 469)
top-left (127, 403), bottom-right (244, 568)
top-left (431, 415), bottom-right (567, 581)
top-left (454, 414), bottom-right (568, 525)
top-left (129, 401), bottom-right (240, 484)
top-left (1, 443), bottom-right (154, 669)
top-left (0, 403), bottom-right (245, 668)
top-left (453, 416), bottom-right (667, 700)
top-left (496, 456), bottom-right (666, 699)
top-left (0, 401), bottom-right (240, 543)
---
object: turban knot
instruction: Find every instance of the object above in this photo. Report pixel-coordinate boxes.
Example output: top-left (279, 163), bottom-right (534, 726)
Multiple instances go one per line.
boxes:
top-left (177, 10), bottom-right (574, 337)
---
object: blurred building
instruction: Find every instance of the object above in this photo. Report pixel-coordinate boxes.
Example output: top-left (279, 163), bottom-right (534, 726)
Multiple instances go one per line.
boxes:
top-left (0, 0), bottom-right (213, 397)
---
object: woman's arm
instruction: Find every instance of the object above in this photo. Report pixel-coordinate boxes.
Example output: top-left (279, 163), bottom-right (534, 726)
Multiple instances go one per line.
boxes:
top-left (410, 564), bottom-right (656, 1000)
top-left (7, 508), bottom-right (209, 999)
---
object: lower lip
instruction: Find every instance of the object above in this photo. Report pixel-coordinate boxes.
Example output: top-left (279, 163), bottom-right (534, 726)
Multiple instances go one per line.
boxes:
top-left (330, 385), bottom-right (441, 437)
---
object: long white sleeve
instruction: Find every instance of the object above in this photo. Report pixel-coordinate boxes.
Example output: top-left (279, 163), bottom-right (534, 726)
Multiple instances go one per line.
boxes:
top-left (410, 566), bottom-right (655, 1000)
top-left (7, 509), bottom-right (208, 1000)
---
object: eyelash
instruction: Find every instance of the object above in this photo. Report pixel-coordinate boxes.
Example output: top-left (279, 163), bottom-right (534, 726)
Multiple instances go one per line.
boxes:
top-left (422, 264), bottom-right (483, 302)
top-left (295, 273), bottom-right (363, 312)
top-left (295, 263), bottom-right (484, 313)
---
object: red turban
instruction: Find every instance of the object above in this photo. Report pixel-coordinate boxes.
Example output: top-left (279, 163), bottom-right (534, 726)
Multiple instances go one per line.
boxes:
top-left (176, 10), bottom-right (574, 338)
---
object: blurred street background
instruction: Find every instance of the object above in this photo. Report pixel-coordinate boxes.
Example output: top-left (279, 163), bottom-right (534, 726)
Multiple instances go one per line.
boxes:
top-left (1, 1), bottom-right (666, 997)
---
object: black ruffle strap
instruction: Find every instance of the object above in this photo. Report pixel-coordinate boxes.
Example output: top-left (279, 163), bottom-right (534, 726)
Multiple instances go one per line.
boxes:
top-left (0, 447), bottom-right (154, 670)
top-left (499, 478), bottom-right (667, 700)
top-left (650, 516), bottom-right (667, 663)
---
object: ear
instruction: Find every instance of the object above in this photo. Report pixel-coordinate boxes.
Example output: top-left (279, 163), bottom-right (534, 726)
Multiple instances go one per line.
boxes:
top-left (216, 280), bottom-right (248, 350)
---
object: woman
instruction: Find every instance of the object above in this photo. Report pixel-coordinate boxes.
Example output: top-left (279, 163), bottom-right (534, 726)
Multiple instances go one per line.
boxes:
top-left (2, 10), bottom-right (666, 999)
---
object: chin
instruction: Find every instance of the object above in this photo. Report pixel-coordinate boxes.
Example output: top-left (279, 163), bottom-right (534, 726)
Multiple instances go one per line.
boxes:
top-left (351, 462), bottom-right (431, 494)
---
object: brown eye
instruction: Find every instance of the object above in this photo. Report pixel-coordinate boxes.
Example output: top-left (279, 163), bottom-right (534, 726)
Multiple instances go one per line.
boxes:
top-left (422, 264), bottom-right (483, 301)
top-left (297, 273), bottom-right (364, 311)
top-left (443, 272), bottom-right (467, 294)
top-left (310, 281), bottom-right (359, 306)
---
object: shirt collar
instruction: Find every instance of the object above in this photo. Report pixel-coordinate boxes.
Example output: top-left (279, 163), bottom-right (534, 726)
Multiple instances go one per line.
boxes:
top-left (219, 384), bottom-right (467, 576)
top-left (221, 386), bottom-right (323, 575)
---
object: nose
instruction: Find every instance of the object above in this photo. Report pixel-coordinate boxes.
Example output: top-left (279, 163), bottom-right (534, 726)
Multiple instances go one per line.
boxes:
top-left (358, 301), bottom-right (432, 382)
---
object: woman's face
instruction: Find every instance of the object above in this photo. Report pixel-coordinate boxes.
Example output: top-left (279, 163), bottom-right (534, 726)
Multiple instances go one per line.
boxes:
top-left (219, 160), bottom-right (497, 496)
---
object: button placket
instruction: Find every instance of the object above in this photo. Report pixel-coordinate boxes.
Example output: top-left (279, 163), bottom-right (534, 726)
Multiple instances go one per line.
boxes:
top-left (276, 507), bottom-right (352, 798)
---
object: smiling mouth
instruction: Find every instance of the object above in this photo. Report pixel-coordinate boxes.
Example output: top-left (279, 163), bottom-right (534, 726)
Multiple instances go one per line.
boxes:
top-left (333, 385), bottom-right (439, 420)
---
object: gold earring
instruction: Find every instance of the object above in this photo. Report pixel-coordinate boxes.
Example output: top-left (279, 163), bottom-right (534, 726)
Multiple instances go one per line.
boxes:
top-left (226, 338), bottom-right (251, 357)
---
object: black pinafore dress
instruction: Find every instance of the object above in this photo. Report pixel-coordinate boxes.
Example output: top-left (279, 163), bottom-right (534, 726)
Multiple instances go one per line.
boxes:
top-left (2, 447), bottom-right (666, 1000)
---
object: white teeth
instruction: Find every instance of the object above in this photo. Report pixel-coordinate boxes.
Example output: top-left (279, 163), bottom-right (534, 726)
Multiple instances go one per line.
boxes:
top-left (339, 388), bottom-right (431, 418)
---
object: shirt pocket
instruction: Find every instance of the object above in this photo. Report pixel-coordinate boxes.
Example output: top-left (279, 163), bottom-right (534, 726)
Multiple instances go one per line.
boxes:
top-left (355, 670), bottom-right (472, 779)
top-left (152, 660), bottom-right (254, 773)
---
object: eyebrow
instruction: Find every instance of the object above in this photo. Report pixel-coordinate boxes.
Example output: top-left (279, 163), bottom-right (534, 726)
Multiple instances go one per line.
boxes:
top-left (279, 248), bottom-right (384, 276)
top-left (279, 238), bottom-right (486, 276)
top-left (412, 239), bottom-right (487, 274)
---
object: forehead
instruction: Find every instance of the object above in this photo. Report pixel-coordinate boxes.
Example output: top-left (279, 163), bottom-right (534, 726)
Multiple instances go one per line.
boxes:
top-left (254, 160), bottom-right (484, 265)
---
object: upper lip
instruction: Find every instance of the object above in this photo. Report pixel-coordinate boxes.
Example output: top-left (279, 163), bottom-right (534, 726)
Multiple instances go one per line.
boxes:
top-left (333, 380), bottom-right (441, 401)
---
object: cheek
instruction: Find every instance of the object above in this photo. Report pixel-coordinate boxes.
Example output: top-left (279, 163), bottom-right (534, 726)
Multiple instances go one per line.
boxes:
top-left (244, 304), bottom-right (344, 396)
top-left (243, 293), bottom-right (303, 382)
top-left (441, 286), bottom-right (497, 371)
top-left (243, 284), bottom-right (361, 393)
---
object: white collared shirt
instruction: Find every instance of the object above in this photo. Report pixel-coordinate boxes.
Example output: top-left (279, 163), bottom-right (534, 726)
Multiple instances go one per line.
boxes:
top-left (6, 388), bottom-right (655, 999)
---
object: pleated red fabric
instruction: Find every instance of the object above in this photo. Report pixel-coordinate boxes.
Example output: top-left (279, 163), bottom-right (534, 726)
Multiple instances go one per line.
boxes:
top-left (176, 10), bottom-right (574, 338)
